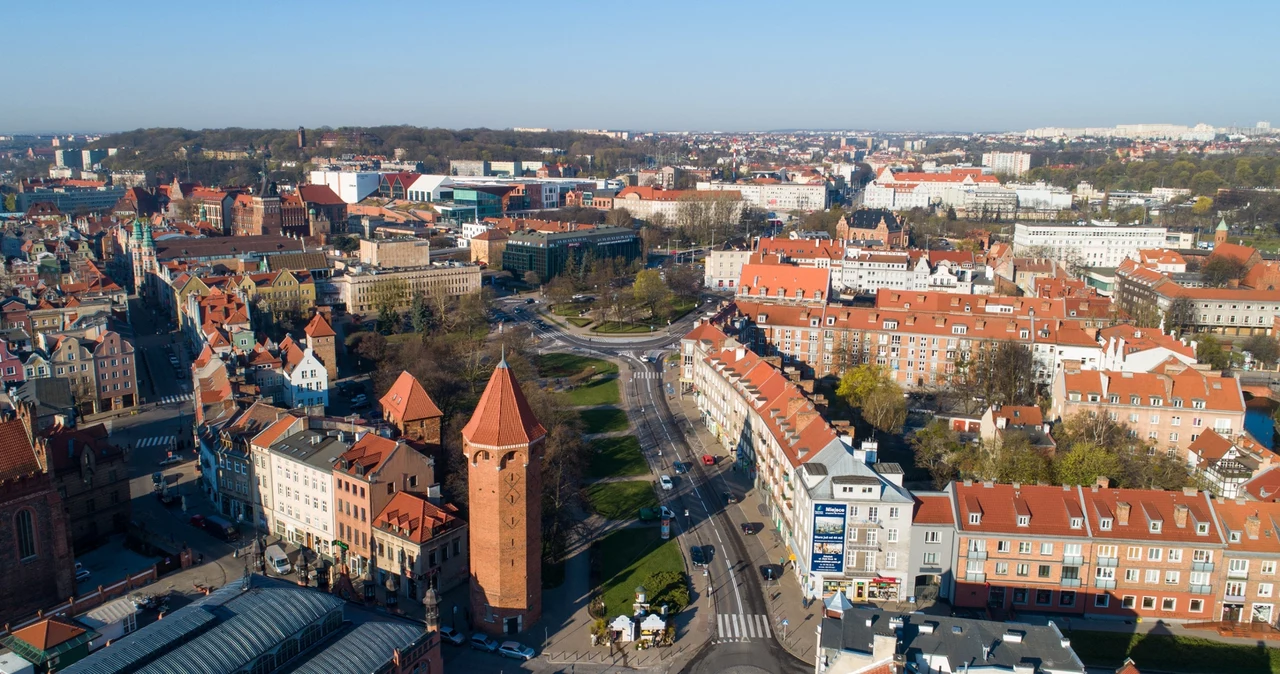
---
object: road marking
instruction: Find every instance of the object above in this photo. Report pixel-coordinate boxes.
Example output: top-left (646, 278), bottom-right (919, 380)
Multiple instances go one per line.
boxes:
top-left (157, 393), bottom-right (193, 404)
top-left (136, 435), bottom-right (176, 448)
top-left (716, 613), bottom-right (772, 641)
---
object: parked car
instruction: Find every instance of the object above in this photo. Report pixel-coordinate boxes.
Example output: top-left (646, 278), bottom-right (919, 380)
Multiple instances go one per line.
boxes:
top-left (498, 641), bottom-right (536, 661)
top-left (189, 514), bottom-right (206, 528)
top-left (439, 626), bottom-right (465, 646)
top-left (673, 461), bottom-right (687, 474)
top-left (659, 475), bottom-right (673, 491)
top-left (151, 471), bottom-right (164, 486)
top-left (469, 634), bottom-right (499, 652)
top-left (690, 545), bottom-right (706, 567)
top-left (75, 563), bottom-right (91, 582)
top-left (158, 455), bottom-right (184, 467)
top-left (741, 523), bottom-right (756, 535)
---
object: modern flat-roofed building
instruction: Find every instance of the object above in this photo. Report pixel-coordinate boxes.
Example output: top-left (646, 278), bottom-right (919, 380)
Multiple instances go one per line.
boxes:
top-left (328, 262), bottom-right (481, 314)
top-left (1013, 222), bottom-right (1167, 268)
top-left (502, 226), bottom-right (641, 282)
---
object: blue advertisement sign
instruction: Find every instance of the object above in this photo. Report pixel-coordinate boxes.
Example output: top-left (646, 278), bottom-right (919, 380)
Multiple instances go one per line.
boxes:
top-left (811, 503), bottom-right (847, 574)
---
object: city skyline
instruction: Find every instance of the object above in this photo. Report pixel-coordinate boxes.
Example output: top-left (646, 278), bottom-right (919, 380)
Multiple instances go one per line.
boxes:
top-left (5, 0), bottom-right (1278, 134)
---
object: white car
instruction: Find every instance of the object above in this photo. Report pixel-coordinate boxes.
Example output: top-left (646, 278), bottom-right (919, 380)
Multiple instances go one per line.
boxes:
top-left (498, 641), bottom-right (536, 661)
top-left (469, 634), bottom-right (499, 652)
top-left (158, 455), bottom-right (184, 467)
top-left (659, 475), bottom-right (673, 491)
top-left (438, 625), bottom-right (465, 646)
top-left (75, 563), bottom-right (91, 582)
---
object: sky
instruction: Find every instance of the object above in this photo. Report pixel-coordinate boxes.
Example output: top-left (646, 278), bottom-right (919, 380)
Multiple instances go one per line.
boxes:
top-left (6, 0), bottom-right (1279, 134)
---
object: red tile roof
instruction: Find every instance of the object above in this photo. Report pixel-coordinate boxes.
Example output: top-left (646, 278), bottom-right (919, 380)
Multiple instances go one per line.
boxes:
top-left (380, 371), bottom-right (442, 422)
top-left (912, 494), bottom-right (955, 525)
top-left (297, 184), bottom-right (344, 205)
top-left (1241, 466), bottom-right (1280, 502)
top-left (1061, 369), bottom-right (1244, 414)
top-left (337, 433), bottom-right (399, 478)
top-left (755, 237), bottom-right (845, 261)
top-left (374, 491), bottom-right (461, 544)
top-left (736, 263), bottom-right (830, 301)
top-left (461, 358), bottom-right (546, 448)
top-left (954, 483), bottom-right (1090, 537)
top-left (1080, 487), bottom-right (1218, 543)
top-left (11, 618), bottom-right (87, 651)
top-left (0, 417), bottom-right (39, 481)
top-left (303, 312), bottom-right (336, 338)
top-left (1214, 500), bottom-right (1280, 554)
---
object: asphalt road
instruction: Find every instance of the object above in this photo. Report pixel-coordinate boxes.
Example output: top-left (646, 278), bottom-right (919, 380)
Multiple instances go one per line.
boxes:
top-left (502, 293), bottom-right (810, 674)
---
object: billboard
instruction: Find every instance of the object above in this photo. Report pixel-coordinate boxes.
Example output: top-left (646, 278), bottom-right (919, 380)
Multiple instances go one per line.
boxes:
top-left (811, 503), bottom-right (847, 574)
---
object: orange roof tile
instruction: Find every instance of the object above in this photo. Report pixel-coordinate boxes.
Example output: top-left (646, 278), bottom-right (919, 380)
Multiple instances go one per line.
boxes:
top-left (303, 312), bottom-right (336, 338)
top-left (380, 371), bottom-right (442, 423)
top-left (912, 494), bottom-right (955, 525)
top-left (955, 483), bottom-right (1091, 537)
top-left (12, 617), bottom-right (87, 651)
top-left (337, 433), bottom-right (399, 478)
top-left (374, 492), bottom-right (461, 544)
top-left (461, 357), bottom-right (546, 448)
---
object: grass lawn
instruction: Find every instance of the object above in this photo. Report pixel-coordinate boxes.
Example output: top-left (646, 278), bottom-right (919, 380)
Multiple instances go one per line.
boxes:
top-left (1066, 630), bottom-right (1280, 674)
top-left (583, 480), bottom-right (657, 520)
top-left (567, 317), bottom-right (594, 328)
top-left (664, 298), bottom-right (697, 322)
top-left (594, 321), bottom-right (656, 334)
top-left (551, 303), bottom-right (589, 317)
top-left (385, 333), bottom-right (420, 345)
top-left (536, 353), bottom-right (618, 378)
top-left (568, 377), bottom-right (620, 406)
top-left (581, 407), bottom-right (630, 434)
top-left (599, 527), bottom-right (685, 617)
top-left (587, 436), bottom-right (646, 478)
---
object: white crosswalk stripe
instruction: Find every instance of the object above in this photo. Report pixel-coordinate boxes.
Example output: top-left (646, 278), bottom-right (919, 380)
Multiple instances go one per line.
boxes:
top-left (631, 371), bottom-right (663, 380)
top-left (716, 613), bottom-right (773, 641)
top-left (157, 393), bottom-right (193, 404)
top-left (136, 436), bottom-right (176, 449)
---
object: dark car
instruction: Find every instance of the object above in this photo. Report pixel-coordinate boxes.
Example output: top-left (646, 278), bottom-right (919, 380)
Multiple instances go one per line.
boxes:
top-left (673, 461), bottom-right (687, 474)
top-left (690, 545), bottom-right (706, 566)
top-left (741, 523), bottom-right (756, 535)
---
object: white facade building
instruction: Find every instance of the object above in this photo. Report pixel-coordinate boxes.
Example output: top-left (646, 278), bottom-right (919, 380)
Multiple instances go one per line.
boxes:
top-left (265, 430), bottom-right (349, 557)
top-left (282, 347), bottom-right (329, 409)
top-left (1013, 221), bottom-right (1167, 268)
top-left (405, 174), bottom-right (455, 202)
top-left (1012, 182), bottom-right (1073, 210)
top-left (861, 168), bottom-right (1016, 212)
top-left (704, 248), bottom-right (753, 289)
top-left (981, 152), bottom-right (1032, 177)
top-left (696, 181), bottom-right (828, 211)
top-left (308, 170), bottom-right (381, 205)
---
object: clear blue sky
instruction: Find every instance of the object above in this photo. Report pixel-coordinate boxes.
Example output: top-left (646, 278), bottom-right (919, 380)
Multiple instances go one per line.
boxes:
top-left (6, 0), bottom-right (1278, 134)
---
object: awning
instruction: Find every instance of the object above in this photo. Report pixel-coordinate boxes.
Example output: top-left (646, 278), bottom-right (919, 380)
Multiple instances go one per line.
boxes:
top-left (872, 576), bottom-right (899, 584)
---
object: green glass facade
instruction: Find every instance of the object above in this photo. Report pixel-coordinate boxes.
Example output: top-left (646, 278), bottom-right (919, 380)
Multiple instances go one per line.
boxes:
top-left (502, 226), bottom-right (641, 281)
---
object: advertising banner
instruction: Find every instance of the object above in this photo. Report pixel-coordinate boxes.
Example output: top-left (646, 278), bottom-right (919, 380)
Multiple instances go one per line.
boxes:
top-left (811, 503), bottom-right (847, 574)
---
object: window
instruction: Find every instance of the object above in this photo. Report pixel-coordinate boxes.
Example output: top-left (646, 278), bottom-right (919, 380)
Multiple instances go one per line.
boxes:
top-left (1019, 542), bottom-right (1031, 554)
top-left (1016, 563), bottom-right (1029, 577)
top-left (1017, 515), bottom-right (1030, 527)
top-left (1161, 598), bottom-right (1176, 611)
top-left (1263, 561), bottom-right (1277, 575)
top-left (1040, 542), bottom-right (1053, 556)
top-left (1146, 569), bottom-right (1160, 584)
top-left (1168, 549), bottom-right (1182, 563)
top-left (1230, 559), bottom-right (1250, 575)
top-left (1190, 599), bottom-right (1204, 613)
top-left (969, 513), bottom-right (981, 525)
top-left (1148, 547), bottom-right (1163, 562)
top-left (997, 540), bottom-right (1010, 553)
top-left (925, 531), bottom-right (940, 544)
top-left (1070, 517), bottom-right (1083, 529)
top-left (1095, 593), bottom-right (1110, 608)
top-left (885, 552), bottom-right (897, 568)
top-left (1100, 518), bottom-right (1113, 531)
top-left (889, 507), bottom-right (900, 519)
top-left (15, 510), bottom-right (36, 559)
top-left (1142, 596), bottom-right (1156, 610)
top-left (996, 562), bottom-right (1009, 575)
top-left (1127, 546), bottom-right (1142, 560)
top-left (1165, 570), bottom-right (1180, 585)
top-left (1122, 595), bottom-right (1137, 609)
top-left (1149, 521), bottom-right (1162, 533)
top-left (1261, 583), bottom-right (1274, 598)
top-left (887, 528), bottom-right (898, 543)
top-left (1060, 591), bottom-right (1076, 607)
top-left (1098, 544), bottom-right (1117, 558)
top-left (1036, 589), bottom-right (1052, 605)
top-left (1194, 549), bottom-right (1214, 563)
top-left (1125, 568), bottom-right (1139, 582)
top-left (923, 552), bottom-right (938, 565)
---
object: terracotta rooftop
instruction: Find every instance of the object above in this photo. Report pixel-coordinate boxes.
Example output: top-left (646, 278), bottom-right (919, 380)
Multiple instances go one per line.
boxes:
top-left (11, 617), bottom-right (87, 651)
top-left (380, 371), bottom-right (442, 423)
top-left (374, 491), bottom-right (461, 545)
top-left (461, 356), bottom-right (546, 448)
top-left (303, 312), bottom-right (336, 338)
top-left (912, 493), bottom-right (955, 525)
top-left (0, 417), bottom-right (39, 481)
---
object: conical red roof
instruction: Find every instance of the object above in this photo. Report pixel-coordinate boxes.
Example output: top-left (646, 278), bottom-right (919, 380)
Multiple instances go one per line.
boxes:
top-left (304, 312), bottom-right (336, 338)
top-left (461, 357), bottom-right (546, 447)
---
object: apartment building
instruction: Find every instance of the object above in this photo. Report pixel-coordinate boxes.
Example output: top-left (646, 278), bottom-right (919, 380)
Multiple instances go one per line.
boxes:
top-left (1013, 222), bottom-right (1167, 268)
top-left (981, 151), bottom-right (1033, 177)
top-left (333, 433), bottom-right (438, 577)
top-left (330, 262), bottom-right (481, 314)
top-left (704, 247), bottom-right (753, 289)
top-left (372, 492), bottom-right (468, 597)
top-left (682, 321), bottom-right (912, 603)
top-left (908, 490), bottom-right (959, 602)
top-left (1051, 366), bottom-right (1246, 456)
top-left (734, 264), bottom-right (830, 306)
top-left (732, 299), bottom-right (1101, 384)
top-left (1186, 430), bottom-right (1278, 499)
top-left (1215, 500), bottom-right (1280, 624)
top-left (696, 180), bottom-right (829, 211)
top-left (265, 429), bottom-right (348, 558)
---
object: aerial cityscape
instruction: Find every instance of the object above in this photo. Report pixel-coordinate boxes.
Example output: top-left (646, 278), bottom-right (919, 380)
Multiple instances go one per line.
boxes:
top-left (3, 4), bottom-right (1280, 674)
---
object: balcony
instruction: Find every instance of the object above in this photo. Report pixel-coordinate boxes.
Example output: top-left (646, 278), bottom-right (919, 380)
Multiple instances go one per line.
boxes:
top-left (1095, 578), bottom-right (1117, 590)
top-left (1190, 584), bottom-right (1214, 595)
top-left (1097, 557), bottom-right (1119, 568)
top-left (1060, 578), bottom-right (1082, 588)
top-left (966, 573), bottom-right (986, 583)
top-left (1228, 569), bottom-right (1249, 580)
top-left (1192, 561), bottom-right (1215, 573)
top-left (1063, 555), bottom-right (1084, 566)
top-left (1226, 591), bottom-right (1246, 602)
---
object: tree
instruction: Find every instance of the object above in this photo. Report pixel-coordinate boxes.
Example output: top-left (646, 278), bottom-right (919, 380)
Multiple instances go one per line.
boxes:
top-left (410, 291), bottom-right (435, 334)
top-left (1055, 442), bottom-right (1123, 487)
top-left (836, 364), bottom-right (889, 408)
top-left (1241, 334), bottom-right (1280, 369)
top-left (1056, 413), bottom-right (1129, 452)
top-left (523, 270), bottom-right (541, 287)
top-left (665, 264), bottom-right (702, 302)
top-left (993, 432), bottom-right (1052, 484)
top-left (910, 420), bottom-right (961, 490)
top-left (959, 341), bottom-right (1036, 408)
top-left (377, 305), bottom-right (400, 335)
top-left (604, 208), bottom-right (634, 229)
top-left (1163, 296), bottom-right (1196, 336)
top-left (1190, 170), bottom-right (1225, 196)
top-left (2, 194), bottom-right (15, 212)
top-left (1202, 255), bottom-right (1247, 287)
top-left (632, 269), bottom-right (669, 318)
top-left (332, 235), bottom-right (360, 255)
top-left (862, 379), bottom-right (907, 437)
top-left (1196, 335), bottom-right (1231, 371)
top-left (1190, 196), bottom-right (1215, 216)
top-left (172, 198), bottom-right (198, 222)
top-left (545, 276), bottom-right (575, 305)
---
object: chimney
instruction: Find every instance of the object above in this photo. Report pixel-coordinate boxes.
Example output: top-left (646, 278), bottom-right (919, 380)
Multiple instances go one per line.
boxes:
top-left (1116, 501), bottom-right (1131, 526)
top-left (1096, 476), bottom-right (1110, 489)
top-left (1247, 514), bottom-right (1262, 540)
top-left (1173, 504), bottom-right (1188, 528)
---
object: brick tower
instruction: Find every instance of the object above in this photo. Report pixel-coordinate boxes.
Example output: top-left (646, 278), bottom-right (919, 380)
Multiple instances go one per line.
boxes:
top-left (303, 312), bottom-right (337, 381)
top-left (463, 351), bottom-right (546, 635)
top-left (1215, 217), bottom-right (1229, 248)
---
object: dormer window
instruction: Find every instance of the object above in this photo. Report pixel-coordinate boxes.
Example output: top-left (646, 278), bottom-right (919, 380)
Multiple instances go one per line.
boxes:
top-left (1193, 400), bottom-right (1206, 409)
top-left (1150, 397), bottom-right (1163, 406)
top-left (758, 314), bottom-right (767, 324)
top-left (1017, 515), bottom-right (1029, 527)
top-left (1230, 531), bottom-right (1242, 543)
top-left (1070, 517), bottom-right (1083, 529)
top-left (1100, 518), bottom-right (1113, 531)
top-left (1173, 398), bottom-right (1184, 408)
top-left (952, 325), bottom-right (967, 335)
top-left (827, 316), bottom-right (835, 326)
top-left (1130, 395), bottom-right (1140, 405)
top-left (810, 319), bottom-right (819, 327)
top-left (1088, 394), bottom-right (1100, 403)
top-left (884, 320), bottom-right (898, 330)
top-left (1196, 522), bottom-right (1209, 535)
top-left (1149, 521), bottom-right (1162, 533)
top-left (1109, 395), bottom-right (1120, 404)
top-left (969, 512), bottom-right (981, 525)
